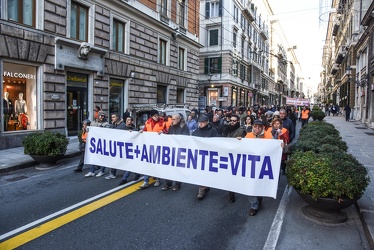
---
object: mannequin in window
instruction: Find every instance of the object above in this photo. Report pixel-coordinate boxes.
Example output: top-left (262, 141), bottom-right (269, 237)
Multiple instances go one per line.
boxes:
top-left (3, 92), bottom-right (13, 131)
top-left (15, 92), bottom-right (27, 115)
top-left (15, 93), bottom-right (28, 129)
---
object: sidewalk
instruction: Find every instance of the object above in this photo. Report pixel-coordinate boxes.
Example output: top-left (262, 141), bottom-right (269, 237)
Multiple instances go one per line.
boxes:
top-left (324, 115), bottom-right (374, 248)
top-left (0, 136), bottom-right (81, 173)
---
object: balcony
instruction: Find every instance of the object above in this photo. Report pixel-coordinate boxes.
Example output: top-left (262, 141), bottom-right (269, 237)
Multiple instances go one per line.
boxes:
top-left (243, 3), bottom-right (255, 22)
top-left (331, 63), bottom-right (339, 75)
top-left (260, 28), bottom-right (269, 40)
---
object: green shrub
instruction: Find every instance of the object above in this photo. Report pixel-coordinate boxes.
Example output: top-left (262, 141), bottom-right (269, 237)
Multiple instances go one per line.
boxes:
top-left (23, 132), bottom-right (69, 156)
top-left (287, 151), bottom-right (369, 200)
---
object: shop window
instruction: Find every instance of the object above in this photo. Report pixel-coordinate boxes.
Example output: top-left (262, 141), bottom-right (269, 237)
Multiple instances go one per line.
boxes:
top-left (176, 88), bottom-right (185, 103)
top-left (109, 79), bottom-right (124, 117)
top-left (3, 62), bottom-right (37, 131)
top-left (112, 19), bottom-right (127, 53)
top-left (208, 89), bottom-right (218, 107)
top-left (70, 2), bottom-right (88, 41)
top-left (7, 0), bottom-right (36, 27)
top-left (157, 85), bottom-right (168, 104)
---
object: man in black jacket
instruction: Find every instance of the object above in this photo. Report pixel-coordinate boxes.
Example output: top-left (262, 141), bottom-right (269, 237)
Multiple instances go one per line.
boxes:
top-left (192, 114), bottom-right (218, 200)
top-left (279, 109), bottom-right (295, 143)
top-left (161, 113), bottom-right (190, 191)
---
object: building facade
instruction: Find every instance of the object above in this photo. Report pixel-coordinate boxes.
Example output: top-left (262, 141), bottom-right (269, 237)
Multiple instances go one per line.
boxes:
top-left (0, 0), bottom-right (201, 149)
top-left (319, 0), bottom-right (373, 128)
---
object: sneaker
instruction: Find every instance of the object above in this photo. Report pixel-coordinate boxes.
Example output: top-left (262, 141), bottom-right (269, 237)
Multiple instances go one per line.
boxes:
top-left (105, 173), bottom-right (116, 180)
top-left (96, 171), bottom-right (105, 177)
top-left (249, 208), bottom-right (257, 216)
top-left (172, 185), bottom-right (181, 191)
top-left (85, 172), bottom-right (95, 177)
top-left (154, 179), bottom-right (161, 187)
top-left (139, 182), bottom-right (149, 189)
top-left (118, 180), bottom-right (127, 186)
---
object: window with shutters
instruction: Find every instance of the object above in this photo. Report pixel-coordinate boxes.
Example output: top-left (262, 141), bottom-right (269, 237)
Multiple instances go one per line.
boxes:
top-left (204, 57), bottom-right (222, 74)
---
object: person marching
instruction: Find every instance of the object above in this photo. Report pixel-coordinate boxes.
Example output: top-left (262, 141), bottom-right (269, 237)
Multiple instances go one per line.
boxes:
top-left (74, 119), bottom-right (91, 172)
top-left (192, 114), bottom-right (218, 200)
top-left (270, 118), bottom-right (290, 175)
top-left (138, 110), bottom-right (168, 189)
top-left (243, 119), bottom-right (272, 216)
top-left (161, 113), bottom-right (190, 191)
top-left (300, 106), bottom-right (310, 127)
top-left (225, 114), bottom-right (247, 203)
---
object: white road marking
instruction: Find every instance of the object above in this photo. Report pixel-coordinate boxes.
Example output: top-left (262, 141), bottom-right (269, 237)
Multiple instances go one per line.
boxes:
top-left (263, 185), bottom-right (293, 250)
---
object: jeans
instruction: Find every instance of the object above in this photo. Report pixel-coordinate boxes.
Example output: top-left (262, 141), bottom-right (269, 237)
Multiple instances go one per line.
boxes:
top-left (89, 166), bottom-right (106, 173)
top-left (249, 196), bottom-right (260, 209)
top-left (143, 175), bottom-right (159, 184)
top-left (122, 171), bottom-right (131, 181)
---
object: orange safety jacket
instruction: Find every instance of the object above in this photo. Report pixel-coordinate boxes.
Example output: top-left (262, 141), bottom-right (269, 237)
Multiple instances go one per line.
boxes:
top-left (301, 110), bottom-right (310, 120)
top-left (144, 118), bottom-right (166, 133)
top-left (245, 130), bottom-right (273, 139)
top-left (81, 130), bottom-right (88, 143)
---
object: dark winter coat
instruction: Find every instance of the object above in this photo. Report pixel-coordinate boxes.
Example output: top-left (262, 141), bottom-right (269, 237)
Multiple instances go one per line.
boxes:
top-left (168, 122), bottom-right (190, 135)
top-left (281, 117), bottom-right (295, 142)
top-left (192, 123), bottom-right (218, 138)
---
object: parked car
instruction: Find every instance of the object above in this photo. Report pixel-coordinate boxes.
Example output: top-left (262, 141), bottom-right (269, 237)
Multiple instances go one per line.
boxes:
top-left (130, 104), bottom-right (191, 130)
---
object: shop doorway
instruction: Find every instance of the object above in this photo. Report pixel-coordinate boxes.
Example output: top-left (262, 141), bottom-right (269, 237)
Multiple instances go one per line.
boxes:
top-left (67, 73), bottom-right (88, 136)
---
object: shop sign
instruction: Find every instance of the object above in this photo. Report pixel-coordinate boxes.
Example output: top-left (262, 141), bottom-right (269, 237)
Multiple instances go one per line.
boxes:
top-left (3, 71), bottom-right (35, 79)
top-left (218, 97), bottom-right (227, 101)
top-left (110, 81), bottom-right (123, 87)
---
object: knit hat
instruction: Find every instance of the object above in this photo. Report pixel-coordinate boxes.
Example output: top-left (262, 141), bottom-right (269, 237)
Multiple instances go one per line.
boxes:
top-left (98, 111), bottom-right (106, 117)
top-left (150, 109), bottom-right (159, 117)
top-left (273, 111), bottom-right (280, 117)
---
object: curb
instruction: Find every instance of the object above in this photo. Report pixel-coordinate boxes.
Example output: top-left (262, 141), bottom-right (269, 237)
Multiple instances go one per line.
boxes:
top-left (355, 202), bottom-right (374, 249)
top-left (0, 152), bottom-right (81, 174)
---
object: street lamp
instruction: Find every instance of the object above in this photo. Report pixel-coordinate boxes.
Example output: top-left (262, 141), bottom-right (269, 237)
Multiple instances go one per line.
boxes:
top-left (346, 67), bottom-right (369, 87)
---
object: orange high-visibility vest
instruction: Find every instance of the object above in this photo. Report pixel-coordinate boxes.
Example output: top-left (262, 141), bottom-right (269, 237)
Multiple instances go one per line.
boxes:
top-left (301, 110), bottom-right (310, 120)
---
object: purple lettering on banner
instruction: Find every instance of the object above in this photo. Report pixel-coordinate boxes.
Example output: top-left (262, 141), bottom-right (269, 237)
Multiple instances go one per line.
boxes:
top-left (103, 140), bottom-right (109, 156)
top-left (96, 139), bottom-right (103, 155)
top-left (259, 156), bottom-right (274, 179)
top-left (199, 150), bottom-right (209, 170)
top-left (247, 155), bottom-right (261, 178)
top-left (229, 153), bottom-right (241, 175)
top-left (141, 144), bottom-right (149, 162)
top-left (109, 140), bottom-right (117, 157)
top-left (149, 145), bottom-right (161, 164)
top-left (187, 149), bottom-right (198, 169)
top-left (89, 137), bottom-right (96, 153)
top-left (171, 147), bottom-right (176, 167)
top-left (209, 151), bottom-right (219, 172)
top-left (125, 143), bottom-right (133, 159)
top-left (176, 148), bottom-right (186, 168)
top-left (162, 146), bottom-right (170, 165)
top-left (117, 142), bottom-right (124, 158)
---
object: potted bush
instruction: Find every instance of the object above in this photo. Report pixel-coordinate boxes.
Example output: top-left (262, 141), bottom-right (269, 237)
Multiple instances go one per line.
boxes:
top-left (287, 121), bottom-right (370, 222)
top-left (23, 131), bottom-right (69, 164)
top-left (310, 106), bottom-right (326, 121)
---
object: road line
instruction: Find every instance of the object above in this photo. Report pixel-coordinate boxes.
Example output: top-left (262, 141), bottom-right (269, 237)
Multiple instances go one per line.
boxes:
top-left (263, 185), bottom-right (293, 250)
top-left (0, 179), bottom-right (149, 249)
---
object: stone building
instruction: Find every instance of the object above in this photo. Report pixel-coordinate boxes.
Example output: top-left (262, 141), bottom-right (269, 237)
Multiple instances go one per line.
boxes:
top-left (0, 0), bottom-right (200, 148)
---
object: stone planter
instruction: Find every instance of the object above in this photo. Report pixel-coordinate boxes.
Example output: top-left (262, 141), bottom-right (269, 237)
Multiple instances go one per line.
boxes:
top-left (30, 154), bottom-right (65, 170)
top-left (295, 189), bottom-right (358, 224)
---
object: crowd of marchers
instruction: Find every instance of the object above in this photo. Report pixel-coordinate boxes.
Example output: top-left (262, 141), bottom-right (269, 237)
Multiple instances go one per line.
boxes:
top-left (74, 103), bottom-right (308, 216)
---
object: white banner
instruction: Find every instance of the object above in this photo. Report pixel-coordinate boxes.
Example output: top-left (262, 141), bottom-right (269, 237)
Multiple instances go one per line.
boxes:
top-left (85, 127), bottom-right (283, 198)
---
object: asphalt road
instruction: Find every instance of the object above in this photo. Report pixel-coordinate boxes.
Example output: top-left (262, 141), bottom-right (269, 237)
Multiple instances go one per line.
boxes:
top-left (0, 157), bottom-right (287, 250)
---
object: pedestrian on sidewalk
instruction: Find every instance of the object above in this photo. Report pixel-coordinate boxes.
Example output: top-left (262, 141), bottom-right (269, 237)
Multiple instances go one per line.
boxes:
top-left (344, 104), bottom-right (351, 122)
top-left (74, 119), bottom-right (91, 172)
top-left (300, 106), bottom-right (310, 127)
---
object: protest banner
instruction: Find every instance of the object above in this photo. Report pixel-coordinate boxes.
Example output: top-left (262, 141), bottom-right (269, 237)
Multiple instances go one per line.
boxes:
top-left (85, 127), bottom-right (283, 198)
